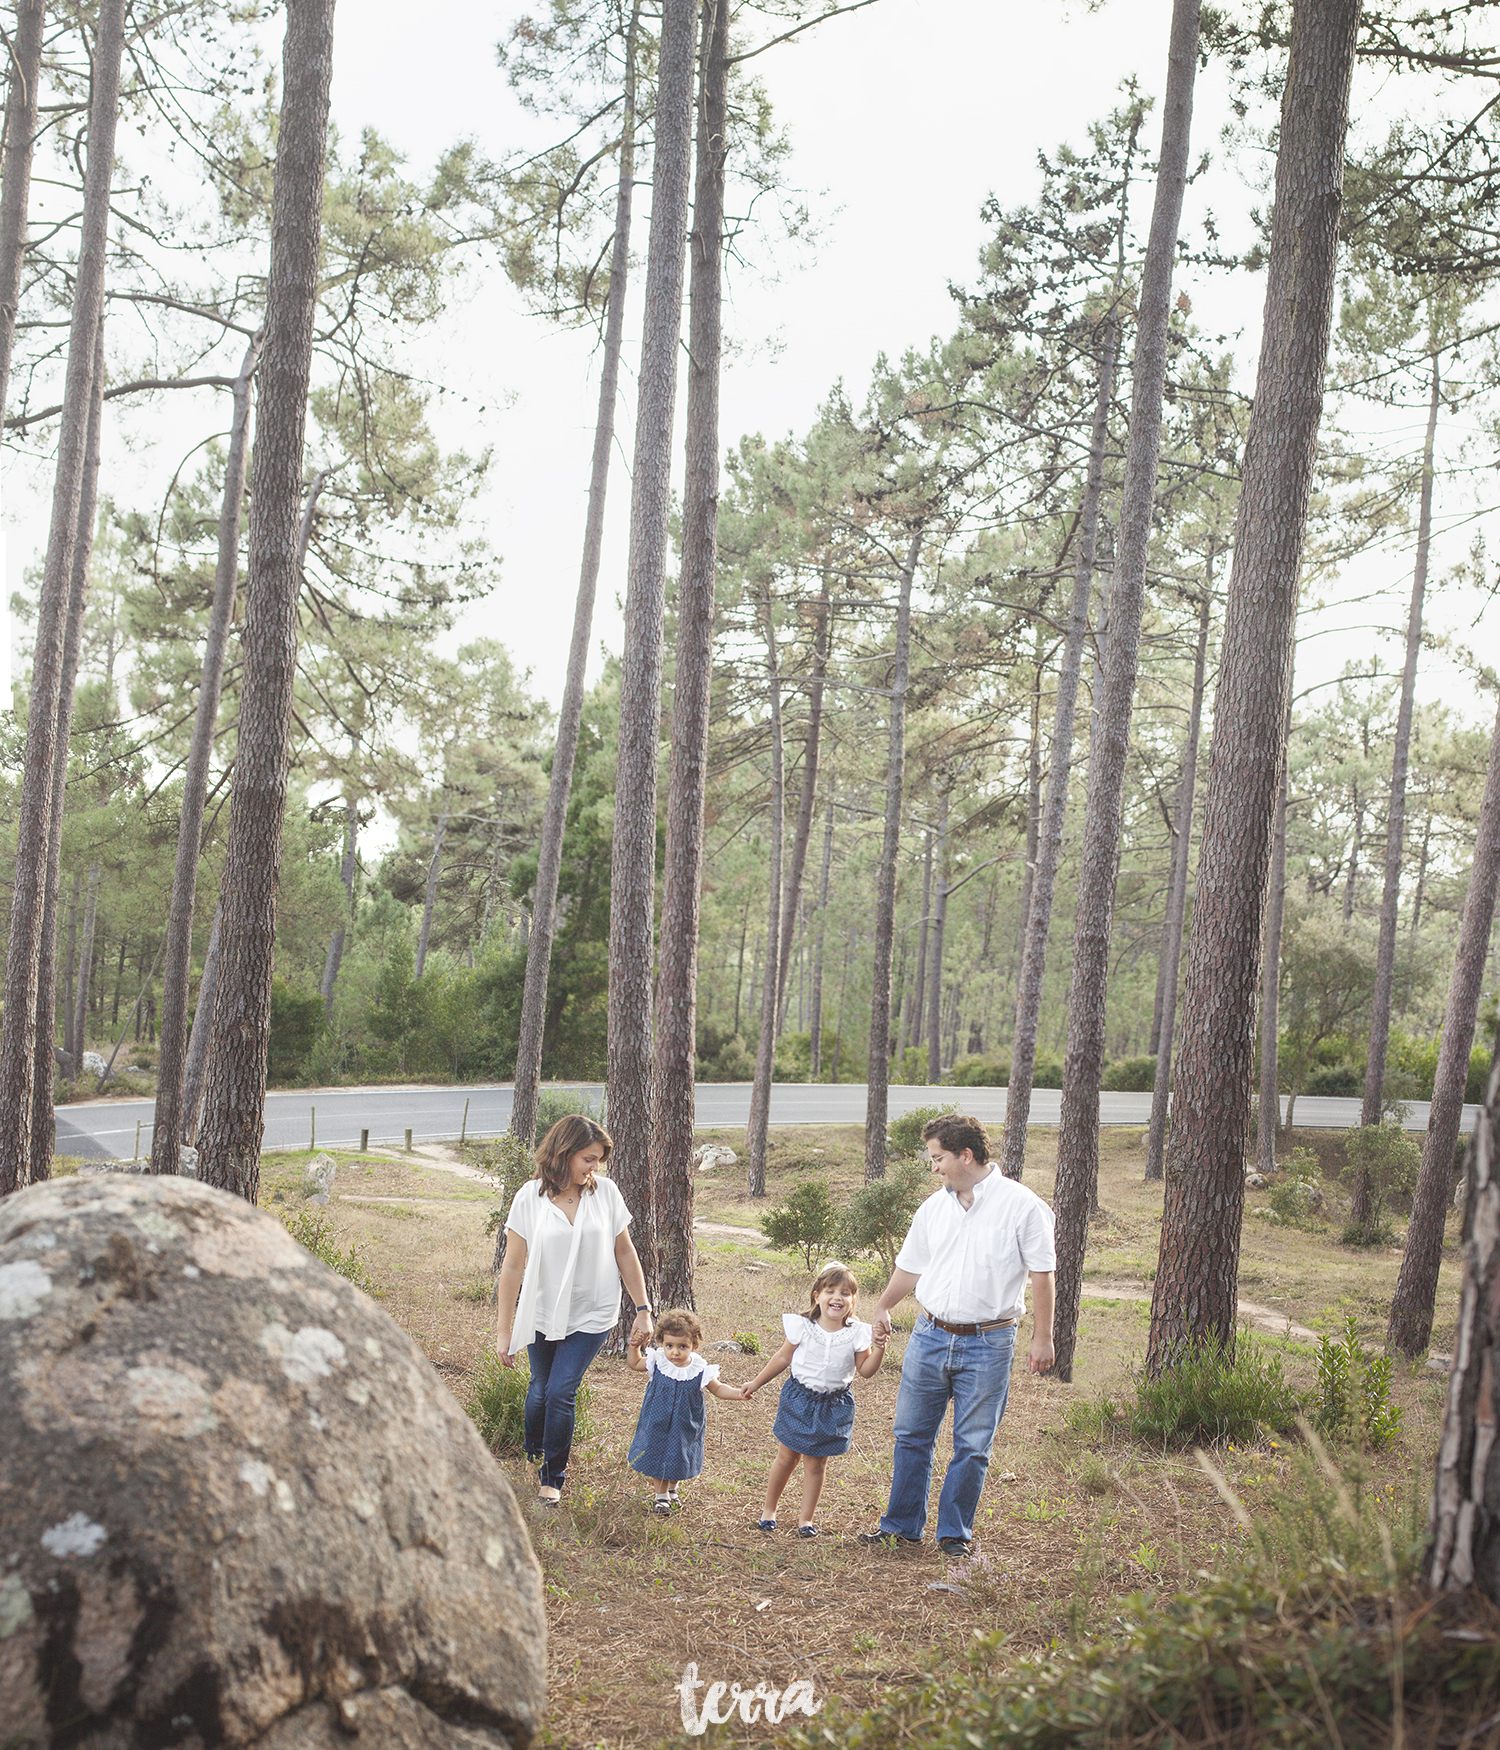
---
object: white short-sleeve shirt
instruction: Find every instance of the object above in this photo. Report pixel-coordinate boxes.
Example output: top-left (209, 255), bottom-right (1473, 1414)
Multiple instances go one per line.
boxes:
top-left (504, 1175), bottom-right (631, 1352)
top-left (894, 1167), bottom-right (1056, 1323)
top-left (782, 1313), bottom-right (872, 1393)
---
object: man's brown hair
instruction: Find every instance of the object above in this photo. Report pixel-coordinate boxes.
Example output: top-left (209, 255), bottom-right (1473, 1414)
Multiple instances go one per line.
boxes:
top-left (920, 1113), bottom-right (990, 1163)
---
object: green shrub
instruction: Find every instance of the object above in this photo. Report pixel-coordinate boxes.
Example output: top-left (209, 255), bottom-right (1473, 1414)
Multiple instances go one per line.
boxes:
top-left (1313, 1316), bottom-right (1401, 1450)
top-left (534, 1087), bottom-right (603, 1133)
top-left (466, 1348), bottom-right (595, 1454)
top-left (268, 978), bottom-right (325, 1085)
top-left (732, 1330), bottom-right (763, 1355)
top-left (1126, 1337), bottom-right (1302, 1447)
top-left (279, 1207), bottom-right (377, 1297)
top-left (837, 1159), bottom-right (930, 1275)
top-left (695, 1023), bottom-right (756, 1082)
top-left (1305, 1060), bottom-right (1363, 1097)
top-left (1101, 1055), bottom-right (1157, 1092)
top-left (887, 1103), bottom-right (956, 1157)
top-left (1263, 1147), bottom-right (1325, 1228)
top-left (952, 1054), bottom-right (1009, 1086)
top-left (1341, 1121), bottom-right (1421, 1245)
top-left (760, 1178), bottom-right (840, 1267)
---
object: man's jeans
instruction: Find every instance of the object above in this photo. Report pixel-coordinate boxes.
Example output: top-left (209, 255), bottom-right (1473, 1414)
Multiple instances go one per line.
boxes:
top-left (525, 1328), bottom-right (608, 1488)
top-left (880, 1314), bottom-right (1017, 1544)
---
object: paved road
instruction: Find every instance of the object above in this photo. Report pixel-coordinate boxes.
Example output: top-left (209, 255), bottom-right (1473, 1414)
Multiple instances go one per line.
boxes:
top-left (54, 1081), bottom-right (1480, 1162)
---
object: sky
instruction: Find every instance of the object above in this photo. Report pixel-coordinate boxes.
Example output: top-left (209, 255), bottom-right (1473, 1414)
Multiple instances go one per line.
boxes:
top-left (4, 0), bottom-right (1494, 738)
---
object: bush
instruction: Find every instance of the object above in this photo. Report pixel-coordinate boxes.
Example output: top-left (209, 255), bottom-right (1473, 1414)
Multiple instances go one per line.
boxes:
top-left (887, 1103), bottom-right (955, 1157)
top-left (951, 1051), bottom-right (1065, 1089)
top-left (838, 1159), bottom-right (930, 1275)
top-left (1314, 1316), bottom-right (1402, 1450)
top-left (1264, 1147), bottom-right (1325, 1228)
top-left (534, 1087), bottom-right (603, 1133)
top-left (1126, 1337), bottom-right (1302, 1447)
top-left (695, 1027), bottom-right (756, 1082)
top-left (1304, 1061), bottom-right (1363, 1097)
top-left (278, 1207), bottom-right (377, 1297)
top-left (1341, 1121), bottom-right (1421, 1245)
top-left (268, 978), bottom-right (325, 1085)
top-left (466, 1347), bottom-right (595, 1454)
top-left (732, 1330), bottom-right (763, 1355)
top-left (760, 1178), bottom-right (840, 1267)
top-left (1101, 1055), bottom-right (1157, 1092)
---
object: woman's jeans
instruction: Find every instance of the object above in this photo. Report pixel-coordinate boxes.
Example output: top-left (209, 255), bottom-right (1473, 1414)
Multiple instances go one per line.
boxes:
top-left (525, 1328), bottom-right (608, 1487)
top-left (879, 1314), bottom-right (1016, 1544)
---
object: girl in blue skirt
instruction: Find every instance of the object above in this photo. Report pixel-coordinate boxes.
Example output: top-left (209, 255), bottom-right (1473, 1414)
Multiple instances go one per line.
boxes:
top-left (743, 1261), bottom-right (888, 1536)
top-left (626, 1309), bottom-right (746, 1514)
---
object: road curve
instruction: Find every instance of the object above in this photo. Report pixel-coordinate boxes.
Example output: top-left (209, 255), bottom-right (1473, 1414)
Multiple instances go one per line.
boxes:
top-left (53, 1081), bottom-right (1479, 1163)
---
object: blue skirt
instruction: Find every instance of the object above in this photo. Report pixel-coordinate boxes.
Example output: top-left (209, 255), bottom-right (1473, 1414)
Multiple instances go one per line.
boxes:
top-left (772, 1375), bottom-right (855, 1458)
top-left (629, 1368), bottom-right (708, 1482)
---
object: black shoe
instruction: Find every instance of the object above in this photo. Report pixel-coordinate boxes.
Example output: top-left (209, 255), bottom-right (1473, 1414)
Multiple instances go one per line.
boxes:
top-left (857, 1528), bottom-right (919, 1548)
top-left (938, 1536), bottom-right (973, 1556)
top-left (758, 1517), bottom-right (777, 1532)
top-left (797, 1524), bottom-right (820, 1538)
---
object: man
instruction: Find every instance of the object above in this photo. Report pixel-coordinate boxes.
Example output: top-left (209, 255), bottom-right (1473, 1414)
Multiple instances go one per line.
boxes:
top-left (859, 1112), bottom-right (1055, 1556)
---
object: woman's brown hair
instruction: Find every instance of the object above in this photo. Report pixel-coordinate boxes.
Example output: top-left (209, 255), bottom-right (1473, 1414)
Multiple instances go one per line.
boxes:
top-left (533, 1114), bottom-right (613, 1199)
top-left (804, 1261), bottom-right (859, 1326)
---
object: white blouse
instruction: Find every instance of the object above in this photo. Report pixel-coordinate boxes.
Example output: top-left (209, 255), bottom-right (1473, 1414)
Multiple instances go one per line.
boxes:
top-left (504, 1175), bottom-right (632, 1353)
top-left (782, 1313), bottom-right (872, 1394)
top-left (642, 1349), bottom-right (721, 1390)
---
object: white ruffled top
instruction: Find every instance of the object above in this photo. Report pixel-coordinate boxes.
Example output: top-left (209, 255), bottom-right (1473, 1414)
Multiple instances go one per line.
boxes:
top-left (782, 1313), bottom-right (872, 1393)
top-left (642, 1349), bottom-right (720, 1390)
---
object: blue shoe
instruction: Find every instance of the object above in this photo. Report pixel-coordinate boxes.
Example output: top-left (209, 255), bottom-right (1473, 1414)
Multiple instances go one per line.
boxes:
top-left (758, 1517), bottom-right (776, 1532)
top-left (797, 1524), bottom-right (819, 1539)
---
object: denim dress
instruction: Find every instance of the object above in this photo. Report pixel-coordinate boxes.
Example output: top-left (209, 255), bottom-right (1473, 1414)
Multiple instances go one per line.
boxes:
top-left (628, 1350), bottom-right (720, 1481)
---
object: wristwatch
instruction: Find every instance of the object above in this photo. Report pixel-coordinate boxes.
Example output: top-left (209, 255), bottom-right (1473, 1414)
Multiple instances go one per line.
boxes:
top-left (634, 1304), bottom-right (650, 1315)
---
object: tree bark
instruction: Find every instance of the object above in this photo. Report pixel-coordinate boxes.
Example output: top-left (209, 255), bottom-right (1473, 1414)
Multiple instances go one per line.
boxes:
top-left (1146, 567), bottom-right (1213, 1182)
top-left (0, 0), bottom-right (122, 1196)
top-left (1052, 0), bottom-right (1203, 1379)
top-left (604, 0), bottom-right (697, 1306)
top-left (776, 576), bottom-right (831, 1029)
top-left (1388, 689), bottom-right (1500, 1357)
top-left (151, 333), bottom-right (260, 1176)
top-left (195, 0), bottom-right (336, 1203)
top-left (321, 733), bottom-right (361, 1011)
top-left (62, 874), bottom-right (79, 1068)
top-left (180, 904), bottom-right (220, 1144)
top-left (1001, 315), bottom-right (1120, 1179)
top-left (1146, 0), bottom-right (1360, 1373)
top-left (1017, 628), bottom-right (1045, 966)
top-left (907, 827), bottom-right (933, 1059)
top-left (30, 319), bottom-right (105, 1182)
top-left (864, 526), bottom-right (922, 1181)
top-left (414, 810), bottom-right (448, 980)
top-left (809, 789), bottom-right (834, 1078)
top-left (651, 0), bottom-right (727, 1311)
top-left (926, 788), bottom-right (951, 1085)
top-left (72, 867), bottom-right (98, 1060)
top-left (1342, 786), bottom-right (1362, 922)
top-left (0, 0), bottom-right (43, 420)
top-left (1428, 1054), bottom-right (1500, 1596)
top-left (1257, 695), bottom-right (1292, 1175)
top-left (746, 590), bottom-right (784, 1197)
top-left (1363, 352), bottom-right (1440, 1124)
top-left (512, 1), bottom-right (643, 1148)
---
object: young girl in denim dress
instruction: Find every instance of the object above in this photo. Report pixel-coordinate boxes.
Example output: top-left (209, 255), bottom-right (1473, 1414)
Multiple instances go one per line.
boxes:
top-left (626, 1309), bottom-right (746, 1513)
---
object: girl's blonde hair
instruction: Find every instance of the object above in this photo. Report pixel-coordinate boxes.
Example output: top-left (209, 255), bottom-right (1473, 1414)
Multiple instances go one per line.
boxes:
top-left (654, 1308), bottom-right (704, 1347)
top-left (804, 1261), bottom-right (859, 1326)
top-left (533, 1114), bottom-right (612, 1200)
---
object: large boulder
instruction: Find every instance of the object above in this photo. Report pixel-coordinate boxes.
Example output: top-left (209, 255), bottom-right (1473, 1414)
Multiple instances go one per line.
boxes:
top-left (0, 1174), bottom-right (545, 1748)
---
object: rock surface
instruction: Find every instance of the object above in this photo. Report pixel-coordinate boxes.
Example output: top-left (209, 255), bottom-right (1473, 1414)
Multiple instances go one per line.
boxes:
top-left (691, 1143), bottom-right (737, 1173)
top-left (304, 1153), bottom-right (337, 1204)
top-left (81, 1051), bottom-right (107, 1077)
top-left (0, 1174), bottom-right (545, 1748)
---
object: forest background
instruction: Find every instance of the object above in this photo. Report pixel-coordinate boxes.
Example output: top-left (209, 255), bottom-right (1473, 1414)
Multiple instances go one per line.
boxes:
top-left (6, 0), bottom-right (1499, 1125)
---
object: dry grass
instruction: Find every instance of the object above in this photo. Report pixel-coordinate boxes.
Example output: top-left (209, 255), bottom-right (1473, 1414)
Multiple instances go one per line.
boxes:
top-left (267, 1126), bottom-right (1460, 1749)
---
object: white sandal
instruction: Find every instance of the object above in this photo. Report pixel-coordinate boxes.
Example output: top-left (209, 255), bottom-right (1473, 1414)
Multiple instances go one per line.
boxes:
top-left (538, 1485), bottom-right (561, 1507)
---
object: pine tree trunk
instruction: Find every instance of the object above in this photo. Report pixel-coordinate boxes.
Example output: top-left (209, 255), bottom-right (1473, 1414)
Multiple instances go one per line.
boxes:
top-left (1052, 0), bottom-right (1204, 1378)
top-left (1146, 570), bottom-right (1213, 1182)
top-left (651, 0), bottom-right (728, 1311)
top-left (321, 734), bottom-right (361, 1012)
top-left (72, 868), bottom-right (98, 1061)
top-left (809, 790), bottom-right (834, 1078)
top-left (1146, 0), bottom-right (1360, 1373)
top-left (30, 320), bottom-right (105, 1182)
top-left (927, 789), bottom-right (951, 1085)
top-left (1412, 814), bottom-right (1432, 936)
top-left (63, 874), bottom-right (79, 1068)
top-left (0, 0), bottom-right (44, 418)
top-left (746, 591), bottom-right (784, 1198)
top-left (1017, 631), bottom-right (1045, 962)
top-left (1388, 690), bottom-right (1500, 1357)
top-left (1257, 702), bottom-right (1291, 1174)
top-left (0, 0), bottom-right (122, 1196)
top-left (776, 577), bottom-right (831, 1026)
top-left (195, 0), bottom-right (336, 1203)
top-left (908, 828), bottom-right (932, 1058)
top-left (1342, 788), bottom-right (1362, 923)
top-left (414, 811), bottom-right (448, 980)
top-left (1001, 316), bottom-right (1120, 1179)
top-left (1363, 353), bottom-right (1440, 1124)
top-left (864, 527), bottom-right (922, 1181)
top-left (604, 0), bottom-right (697, 1308)
top-left (152, 333), bottom-right (260, 1176)
top-left (180, 905), bottom-right (220, 1144)
top-left (1427, 1052), bottom-right (1500, 1595)
top-left (513, 1), bottom-right (643, 1149)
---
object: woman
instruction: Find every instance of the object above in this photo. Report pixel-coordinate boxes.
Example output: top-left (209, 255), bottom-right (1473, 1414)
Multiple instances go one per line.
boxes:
top-left (495, 1113), bottom-right (652, 1504)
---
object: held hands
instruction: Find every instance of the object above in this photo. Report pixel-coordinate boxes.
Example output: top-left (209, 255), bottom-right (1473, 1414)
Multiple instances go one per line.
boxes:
top-left (629, 1310), bottom-right (653, 1348)
top-left (872, 1309), bottom-right (894, 1342)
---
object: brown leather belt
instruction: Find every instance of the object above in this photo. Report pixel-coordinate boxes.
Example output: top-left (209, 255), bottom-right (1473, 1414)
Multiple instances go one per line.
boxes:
top-left (924, 1311), bottom-right (1017, 1336)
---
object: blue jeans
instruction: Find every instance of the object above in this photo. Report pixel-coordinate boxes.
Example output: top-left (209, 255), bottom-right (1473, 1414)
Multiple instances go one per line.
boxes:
top-left (525, 1328), bottom-right (608, 1487)
top-left (880, 1314), bottom-right (1016, 1543)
